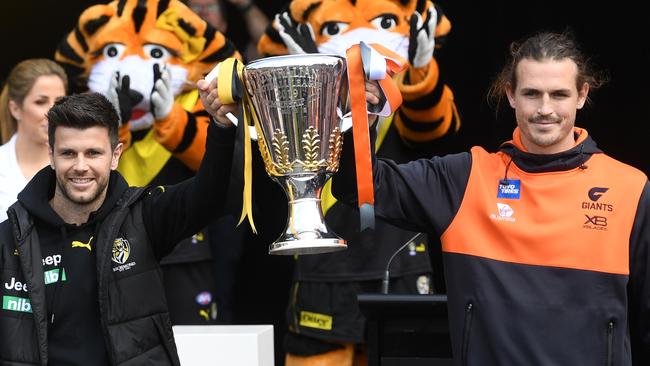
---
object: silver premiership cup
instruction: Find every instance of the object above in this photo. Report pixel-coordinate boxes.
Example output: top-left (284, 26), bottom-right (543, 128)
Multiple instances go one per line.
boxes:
top-left (243, 54), bottom-right (348, 255)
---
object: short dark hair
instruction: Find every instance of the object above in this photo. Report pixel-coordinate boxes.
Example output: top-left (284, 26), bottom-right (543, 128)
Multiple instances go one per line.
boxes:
top-left (487, 31), bottom-right (608, 109)
top-left (47, 92), bottom-right (120, 149)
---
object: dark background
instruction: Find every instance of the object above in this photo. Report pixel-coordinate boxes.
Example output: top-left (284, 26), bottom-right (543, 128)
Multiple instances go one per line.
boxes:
top-left (2, 1), bottom-right (649, 364)
top-left (435, 1), bottom-right (650, 174)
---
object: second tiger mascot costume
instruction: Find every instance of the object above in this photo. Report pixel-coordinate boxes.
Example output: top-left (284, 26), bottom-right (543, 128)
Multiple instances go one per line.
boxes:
top-left (55, 0), bottom-right (241, 324)
top-left (257, 0), bottom-right (461, 364)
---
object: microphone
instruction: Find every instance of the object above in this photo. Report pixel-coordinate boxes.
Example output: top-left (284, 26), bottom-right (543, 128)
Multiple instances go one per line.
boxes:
top-left (381, 232), bottom-right (423, 294)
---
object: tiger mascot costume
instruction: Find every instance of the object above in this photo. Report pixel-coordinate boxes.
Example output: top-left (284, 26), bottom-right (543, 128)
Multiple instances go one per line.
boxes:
top-left (256, 0), bottom-right (460, 364)
top-left (54, 0), bottom-right (240, 325)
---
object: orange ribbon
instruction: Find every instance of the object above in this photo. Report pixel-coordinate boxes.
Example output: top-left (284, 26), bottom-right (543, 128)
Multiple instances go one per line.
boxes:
top-left (345, 44), bottom-right (405, 230)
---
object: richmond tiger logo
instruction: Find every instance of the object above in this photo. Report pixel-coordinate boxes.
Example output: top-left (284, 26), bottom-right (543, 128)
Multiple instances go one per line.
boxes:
top-left (55, 0), bottom-right (240, 186)
top-left (112, 238), bottom-right (131, 265)
top-left (258, 0), bottom-right (459, 144)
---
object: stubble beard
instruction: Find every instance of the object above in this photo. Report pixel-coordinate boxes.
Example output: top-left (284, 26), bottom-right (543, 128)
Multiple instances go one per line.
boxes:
top-left (525, 116), bottom-right (571, 149)
top-left (55, 174), bottom-right (108, 209)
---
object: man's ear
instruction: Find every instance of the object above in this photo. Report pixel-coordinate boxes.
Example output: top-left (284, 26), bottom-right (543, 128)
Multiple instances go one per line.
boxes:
top-left (505, 82), bottom-right (516, 108)
top-left (111, 142), bottom-right (123, 170)
top-left (49, 146), bottom-right (55, 169)
top-left (576, 82), bottom-right (590, 109)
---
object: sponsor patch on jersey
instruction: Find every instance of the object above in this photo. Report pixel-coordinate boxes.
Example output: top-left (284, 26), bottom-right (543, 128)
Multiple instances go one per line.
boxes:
top-left (583, 214), bottom-right (608, 231)
top-left (588, 187), bottom-right (609, 202)
top-left (71, 236), bottom-right (93, 251)
top-left (497, 179), bottom-right (521, 199)
top-left (198, 302), bottom-right (218, 322)
top-left (2, 295), bottom-right (32, 313)
top-left (112, 238), bottom-right (131, 264)
top-left (44, 268), bottom-right (67, 285)
top-left (490, 203), bottom-right (516, 222)
top-left (4, 277), bottom-right (28, 292)
top-left (191, 232), bottom-right (205, 244)
top-left (196, 291), bottom-right (212, 306)
top-left (300, 311), bottom-right (333, 331)
top-left (416, 275), bottom-right (431, 295)
top-left (407, 242), bottom-right (427, 256)
top-left (112, 238), bottom-right (136, 272)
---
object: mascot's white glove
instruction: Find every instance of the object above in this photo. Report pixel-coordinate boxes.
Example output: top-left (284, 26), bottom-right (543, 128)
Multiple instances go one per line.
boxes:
top-left (150, 63), bottom-right (174, 121)
top-left (273, 11), bottom-right (318, 54)
top-left (408, 4), bottom-right (438, 69)
top-left (106, 72), bottom-right (142, 126)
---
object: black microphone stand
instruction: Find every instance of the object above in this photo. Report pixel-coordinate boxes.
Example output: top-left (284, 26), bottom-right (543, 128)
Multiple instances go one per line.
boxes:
top-left (381, 232), bottom-right (422, 294)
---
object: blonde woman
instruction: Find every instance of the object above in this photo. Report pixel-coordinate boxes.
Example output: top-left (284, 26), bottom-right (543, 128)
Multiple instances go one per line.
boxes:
top-left (0, 59), bottom-right (67, 221)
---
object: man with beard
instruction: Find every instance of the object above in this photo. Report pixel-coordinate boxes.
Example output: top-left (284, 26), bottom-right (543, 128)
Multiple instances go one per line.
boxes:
top-left (332, 31), bottom-right (650, 365)
top-left (0, 90), bottom-right (237, 365)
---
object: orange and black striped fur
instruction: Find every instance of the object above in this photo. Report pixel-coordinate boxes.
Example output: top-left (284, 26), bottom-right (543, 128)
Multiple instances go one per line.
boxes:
top-left (258, 0), bottom-right (459, 146)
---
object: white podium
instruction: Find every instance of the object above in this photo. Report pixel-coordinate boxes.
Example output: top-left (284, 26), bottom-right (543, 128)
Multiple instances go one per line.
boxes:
top-left (173, 325), bottom-right (274, 366)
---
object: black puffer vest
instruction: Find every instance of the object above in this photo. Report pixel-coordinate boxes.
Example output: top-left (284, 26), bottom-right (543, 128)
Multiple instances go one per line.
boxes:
top-left (0, 187), bottom-right (180, 366)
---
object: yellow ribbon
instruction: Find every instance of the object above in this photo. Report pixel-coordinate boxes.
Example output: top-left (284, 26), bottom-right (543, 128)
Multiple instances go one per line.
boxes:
top-left (156, 8), bottom-right (206, 63)
top-left (216, 58), bottom-right (257, 233)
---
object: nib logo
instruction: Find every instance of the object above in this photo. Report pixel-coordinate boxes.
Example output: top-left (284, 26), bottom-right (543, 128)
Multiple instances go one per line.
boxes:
top-left (588, 187), bottom-right (609, 202)
top-left (2, 296), bottom-right (32, 313)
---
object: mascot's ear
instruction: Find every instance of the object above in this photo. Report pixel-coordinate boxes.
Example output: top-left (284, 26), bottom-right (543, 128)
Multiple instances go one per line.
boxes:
top-left (257, 0), bottom-right (321, 57)
top-left (165, 0), bottom-right (241, 82)
top-left (257, 4), bottom-right (292, 57)
top-left (54, 4), bottom-right (115, 92)
top-left (257, 24), bottom-right (290, 57)
top-left (432, 2), bottom-right (452, 49)
top-left (288, 0), bottom-right (318, 23)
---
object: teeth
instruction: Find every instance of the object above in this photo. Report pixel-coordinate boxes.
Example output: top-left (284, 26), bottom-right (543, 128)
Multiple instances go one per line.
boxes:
top-left (71, 178), bottom-right (92, 183)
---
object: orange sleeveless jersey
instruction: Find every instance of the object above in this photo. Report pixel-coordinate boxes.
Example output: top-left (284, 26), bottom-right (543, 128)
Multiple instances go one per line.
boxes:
top-left (441, 147), bottom-right (647, 275)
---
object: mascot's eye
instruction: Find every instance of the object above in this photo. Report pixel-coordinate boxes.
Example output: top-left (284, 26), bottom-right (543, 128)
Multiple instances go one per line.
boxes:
top-left (320, 22), bottom-right (349, 37)
top-left (143, 44), bottom-right (172, 61)
top-left (370, 14), bottom-right (399, 30)
top-left (102, 43), bottom-right (126, 59)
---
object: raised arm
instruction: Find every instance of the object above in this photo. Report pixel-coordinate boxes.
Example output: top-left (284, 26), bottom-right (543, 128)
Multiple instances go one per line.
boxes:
top-left (331, 126), bottom-right (472, 236)
top-left (141, 77), bottom-right (238, 258)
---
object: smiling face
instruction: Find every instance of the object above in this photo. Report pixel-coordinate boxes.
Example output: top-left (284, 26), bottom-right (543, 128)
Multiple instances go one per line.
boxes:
top-left (9, 75), bottom-right (66, 146)
top-left (49, 126), bottom-right (123, 212)
top-left (506, 58), bottom-right (589, 154)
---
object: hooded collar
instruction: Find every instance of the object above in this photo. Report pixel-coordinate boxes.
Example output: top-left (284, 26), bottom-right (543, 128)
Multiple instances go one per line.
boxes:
top-left (499, 127), bottom-right (603, 174)
top-left (16, 167), bottom-right (129, 228)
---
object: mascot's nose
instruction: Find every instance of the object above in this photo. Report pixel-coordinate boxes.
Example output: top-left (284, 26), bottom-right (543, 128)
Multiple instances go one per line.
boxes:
top-left (129, 89), bottom-right (144, 105)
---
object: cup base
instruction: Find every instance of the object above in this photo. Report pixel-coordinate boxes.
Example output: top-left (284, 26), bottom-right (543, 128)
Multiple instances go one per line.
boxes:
top-left (269, 239), bottom-right (347, 255)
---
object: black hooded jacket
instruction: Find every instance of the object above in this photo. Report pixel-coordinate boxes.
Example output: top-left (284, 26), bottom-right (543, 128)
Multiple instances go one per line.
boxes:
top-left (333, 127), bottom-right (650, 365)
top-left (0, 123), bottom-right (235, 366)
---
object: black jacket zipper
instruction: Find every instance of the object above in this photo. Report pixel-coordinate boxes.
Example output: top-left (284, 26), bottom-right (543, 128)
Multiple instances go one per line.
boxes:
top-left (462, 302), bottom-right (474, 366)
top-left (606, 320), bottom-right (614, 366)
